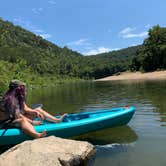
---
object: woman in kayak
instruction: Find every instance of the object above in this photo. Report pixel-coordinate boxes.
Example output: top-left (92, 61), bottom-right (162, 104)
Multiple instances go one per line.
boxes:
top-left (0, 79), bottom-right (67, 138)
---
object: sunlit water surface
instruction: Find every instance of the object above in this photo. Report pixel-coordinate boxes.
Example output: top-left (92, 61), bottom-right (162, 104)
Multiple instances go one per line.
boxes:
top-left (1, 80), bottom-right (166, 166)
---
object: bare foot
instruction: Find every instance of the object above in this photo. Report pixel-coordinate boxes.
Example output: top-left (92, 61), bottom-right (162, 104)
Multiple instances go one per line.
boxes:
top-left (39, 130), bottom-right (46, 138)
top-left (57, 113), bottom-right (68, 123)
top-left (56, 119), bottom-right (61, 123)
top-left (61, 113), bottom-right (68, 119)
top-left (124, 106), bottom-right (130, 109)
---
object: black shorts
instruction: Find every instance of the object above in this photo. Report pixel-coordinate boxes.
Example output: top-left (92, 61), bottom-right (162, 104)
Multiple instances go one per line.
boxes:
top-left (0, 118), bottom-right (19, 129)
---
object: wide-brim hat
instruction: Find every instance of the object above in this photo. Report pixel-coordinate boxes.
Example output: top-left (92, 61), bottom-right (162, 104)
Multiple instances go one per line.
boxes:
top-left (9, 79), bottom-right (26, 89)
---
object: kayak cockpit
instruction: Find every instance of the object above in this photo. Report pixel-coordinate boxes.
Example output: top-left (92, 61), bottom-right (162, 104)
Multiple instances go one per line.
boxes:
top-left (62, 108), bottom-right (124, 122)
top-left (63, 114), bottom-right (89, 122)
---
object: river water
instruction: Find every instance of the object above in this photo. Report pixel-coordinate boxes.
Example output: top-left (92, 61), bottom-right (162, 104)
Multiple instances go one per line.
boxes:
top-left (2, 80), bottom-right (166, 165)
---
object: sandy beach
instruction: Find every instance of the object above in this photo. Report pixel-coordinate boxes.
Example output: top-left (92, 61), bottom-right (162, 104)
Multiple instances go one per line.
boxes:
top-left (95, 71), bottom-right (166, 81)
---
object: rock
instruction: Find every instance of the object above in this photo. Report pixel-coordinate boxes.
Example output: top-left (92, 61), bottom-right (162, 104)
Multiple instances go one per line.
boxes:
top-left (0, 136), bottom-right (95, 166)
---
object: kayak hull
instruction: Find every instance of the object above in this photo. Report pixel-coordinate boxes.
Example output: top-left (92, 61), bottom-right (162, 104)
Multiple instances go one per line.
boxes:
top-left (0, 106), bottom-right (135, 146)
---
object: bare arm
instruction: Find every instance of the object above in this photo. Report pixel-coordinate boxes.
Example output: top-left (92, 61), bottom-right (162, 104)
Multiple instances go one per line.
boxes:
top-left (23, 102), bottom-right (44, 119)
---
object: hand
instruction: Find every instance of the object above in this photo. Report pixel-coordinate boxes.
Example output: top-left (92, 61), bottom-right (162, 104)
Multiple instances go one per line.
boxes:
top-left (35, 111), bottom-right (44, 120)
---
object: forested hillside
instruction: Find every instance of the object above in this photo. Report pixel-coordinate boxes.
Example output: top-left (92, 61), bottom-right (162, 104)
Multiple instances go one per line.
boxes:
top-left (0, 17), bottom-right (141, 88)
top-left (0, 18), bottom-right (84, 76)
top-left (85, 45), bottom-right (141, 78)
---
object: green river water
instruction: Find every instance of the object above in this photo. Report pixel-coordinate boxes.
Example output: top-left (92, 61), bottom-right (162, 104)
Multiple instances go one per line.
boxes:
top-left (1, 80), bottom-right (166, 166)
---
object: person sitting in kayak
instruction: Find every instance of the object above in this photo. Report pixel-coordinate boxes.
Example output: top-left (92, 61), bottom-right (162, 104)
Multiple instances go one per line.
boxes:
top-left (0, 79), bottom-right (67, 138)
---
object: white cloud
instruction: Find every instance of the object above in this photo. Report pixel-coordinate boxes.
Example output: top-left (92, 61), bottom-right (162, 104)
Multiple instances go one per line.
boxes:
top-left (123, 31), bottom-right (148, 38)
top-left (39, 34), bottom-right (52, 39)
top-left (131, 43), bottom-right (137, 46)
top-left (119, 27), bottom-right (136, 35)
top-left (119, 26), bottom-right (148, 39)
top-left (67, 39), bottom-right (91, 46)
top-left (32, 8), bottom-right (43, 14)
top-left (48, 0), bottom-right (56, 5)
top-left (32, 29), bottom-right (44, 33)
top-left (83, 47), bottom-right (119, 56)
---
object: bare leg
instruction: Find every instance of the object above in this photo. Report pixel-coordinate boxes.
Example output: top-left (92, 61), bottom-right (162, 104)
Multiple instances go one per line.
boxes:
top-left (22, 115), bottom-right (42, 125)
top-left (34, 108), bottom-right (67, 123)
top-left (18, 114), bottom-right (42, 125)
top-left (13, 117), bottom-right (46, 138)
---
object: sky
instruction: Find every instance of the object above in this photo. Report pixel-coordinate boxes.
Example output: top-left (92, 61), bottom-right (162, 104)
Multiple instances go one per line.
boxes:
top-left (0, 0), bottom-right (165, 55)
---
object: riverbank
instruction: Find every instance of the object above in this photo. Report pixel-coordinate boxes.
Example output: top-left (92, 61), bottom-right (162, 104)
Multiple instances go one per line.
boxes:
top-left (95, 71), bottom-right (166, 81)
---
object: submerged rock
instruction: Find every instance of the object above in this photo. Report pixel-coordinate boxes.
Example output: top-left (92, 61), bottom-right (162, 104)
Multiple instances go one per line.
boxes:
top-left (0, 136), bottom-right (95, 166)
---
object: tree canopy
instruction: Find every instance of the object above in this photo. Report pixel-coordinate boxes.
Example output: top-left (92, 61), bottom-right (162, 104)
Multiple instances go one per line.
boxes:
top-left (130, 25), bottom-right (166, 72)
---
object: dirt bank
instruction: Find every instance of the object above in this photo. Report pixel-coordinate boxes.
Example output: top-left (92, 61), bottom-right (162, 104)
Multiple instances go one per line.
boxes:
top-left (95, 71), bottom-right (166, 81)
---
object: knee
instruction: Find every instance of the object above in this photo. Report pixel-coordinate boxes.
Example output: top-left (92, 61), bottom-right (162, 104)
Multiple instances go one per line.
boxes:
top-left (14, 116), bottom-right (26, 125)
top-left (35, 108), bottom-right (43, 113)
top-left (19, 116), bottom-right (27, 123)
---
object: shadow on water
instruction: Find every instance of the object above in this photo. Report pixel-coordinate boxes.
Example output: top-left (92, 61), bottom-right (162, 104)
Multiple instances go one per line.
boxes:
top-left (72, 126), bottom-right (138, 145)
top-left (0, 125), bottom-right (137, 154)
top-left (0, 145), bottom-right (13, 154)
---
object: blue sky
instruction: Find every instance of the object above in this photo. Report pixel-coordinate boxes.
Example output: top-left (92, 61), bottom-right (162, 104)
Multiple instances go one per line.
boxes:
top-left (0, 0), bottom-right (165, 55)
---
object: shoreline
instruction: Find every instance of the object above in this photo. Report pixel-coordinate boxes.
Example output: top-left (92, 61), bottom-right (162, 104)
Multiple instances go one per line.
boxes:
top-left (95, 71), bottom-right (166, 81)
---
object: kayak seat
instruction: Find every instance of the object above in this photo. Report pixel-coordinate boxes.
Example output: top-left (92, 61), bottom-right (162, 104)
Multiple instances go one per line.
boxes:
top-left (31, 104), bottom-right (43, 109)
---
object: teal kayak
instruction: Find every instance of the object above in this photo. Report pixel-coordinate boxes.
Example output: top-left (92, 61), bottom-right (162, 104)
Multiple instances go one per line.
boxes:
top-left (0, 106), bottom-right (135, 146)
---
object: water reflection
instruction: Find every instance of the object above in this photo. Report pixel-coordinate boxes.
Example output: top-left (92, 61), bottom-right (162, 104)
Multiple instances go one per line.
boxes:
top-left (72, 126), bottom-right (138, 145)
top-left (26, 83), bottom-right (96, 114)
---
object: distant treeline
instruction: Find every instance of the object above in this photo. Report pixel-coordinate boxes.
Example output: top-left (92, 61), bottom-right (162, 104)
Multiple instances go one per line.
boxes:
top-left (0, 17), bottom-right (165, 88)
